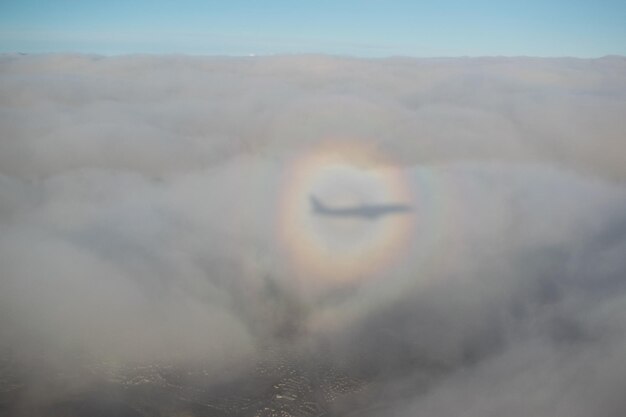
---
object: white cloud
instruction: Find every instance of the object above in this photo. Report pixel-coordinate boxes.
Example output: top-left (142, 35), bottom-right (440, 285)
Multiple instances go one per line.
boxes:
top-left (0, 54), bottom-right (625, 415)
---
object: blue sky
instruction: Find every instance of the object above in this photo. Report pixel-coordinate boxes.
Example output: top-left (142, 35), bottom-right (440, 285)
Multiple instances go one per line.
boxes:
top-left (0, 0), bottom-right (624, 57)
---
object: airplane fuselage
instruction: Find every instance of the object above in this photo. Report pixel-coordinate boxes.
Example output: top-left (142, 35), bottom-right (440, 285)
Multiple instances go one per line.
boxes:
top-left (310, 196), bottom-right (411, 219)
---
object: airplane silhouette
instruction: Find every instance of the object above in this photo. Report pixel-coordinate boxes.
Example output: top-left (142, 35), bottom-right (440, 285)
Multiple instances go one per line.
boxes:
top-left (310, 195), bottom-right (411, 219)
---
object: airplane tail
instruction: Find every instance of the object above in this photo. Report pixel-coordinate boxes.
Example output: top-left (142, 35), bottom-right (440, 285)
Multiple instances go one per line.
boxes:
top-left (310, 195), bottom-right (325, 212)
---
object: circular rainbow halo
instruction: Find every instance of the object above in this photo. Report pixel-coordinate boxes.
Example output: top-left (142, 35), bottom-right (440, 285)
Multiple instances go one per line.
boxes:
top-left (277, 141), bottom-right (415, 288)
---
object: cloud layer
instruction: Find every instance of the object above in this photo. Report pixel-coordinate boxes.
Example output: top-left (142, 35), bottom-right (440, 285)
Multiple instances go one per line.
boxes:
top-left (1, 54), bottom-right (625, 416)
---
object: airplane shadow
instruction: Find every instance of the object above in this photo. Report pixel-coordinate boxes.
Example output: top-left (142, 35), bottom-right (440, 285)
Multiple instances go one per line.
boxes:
top-left (309, 195), bottom-right (412, 220)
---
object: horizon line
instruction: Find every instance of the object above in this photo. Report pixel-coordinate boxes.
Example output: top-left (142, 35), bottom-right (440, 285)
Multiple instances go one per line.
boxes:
top-left (2, 51), bottom-right (625, 60)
